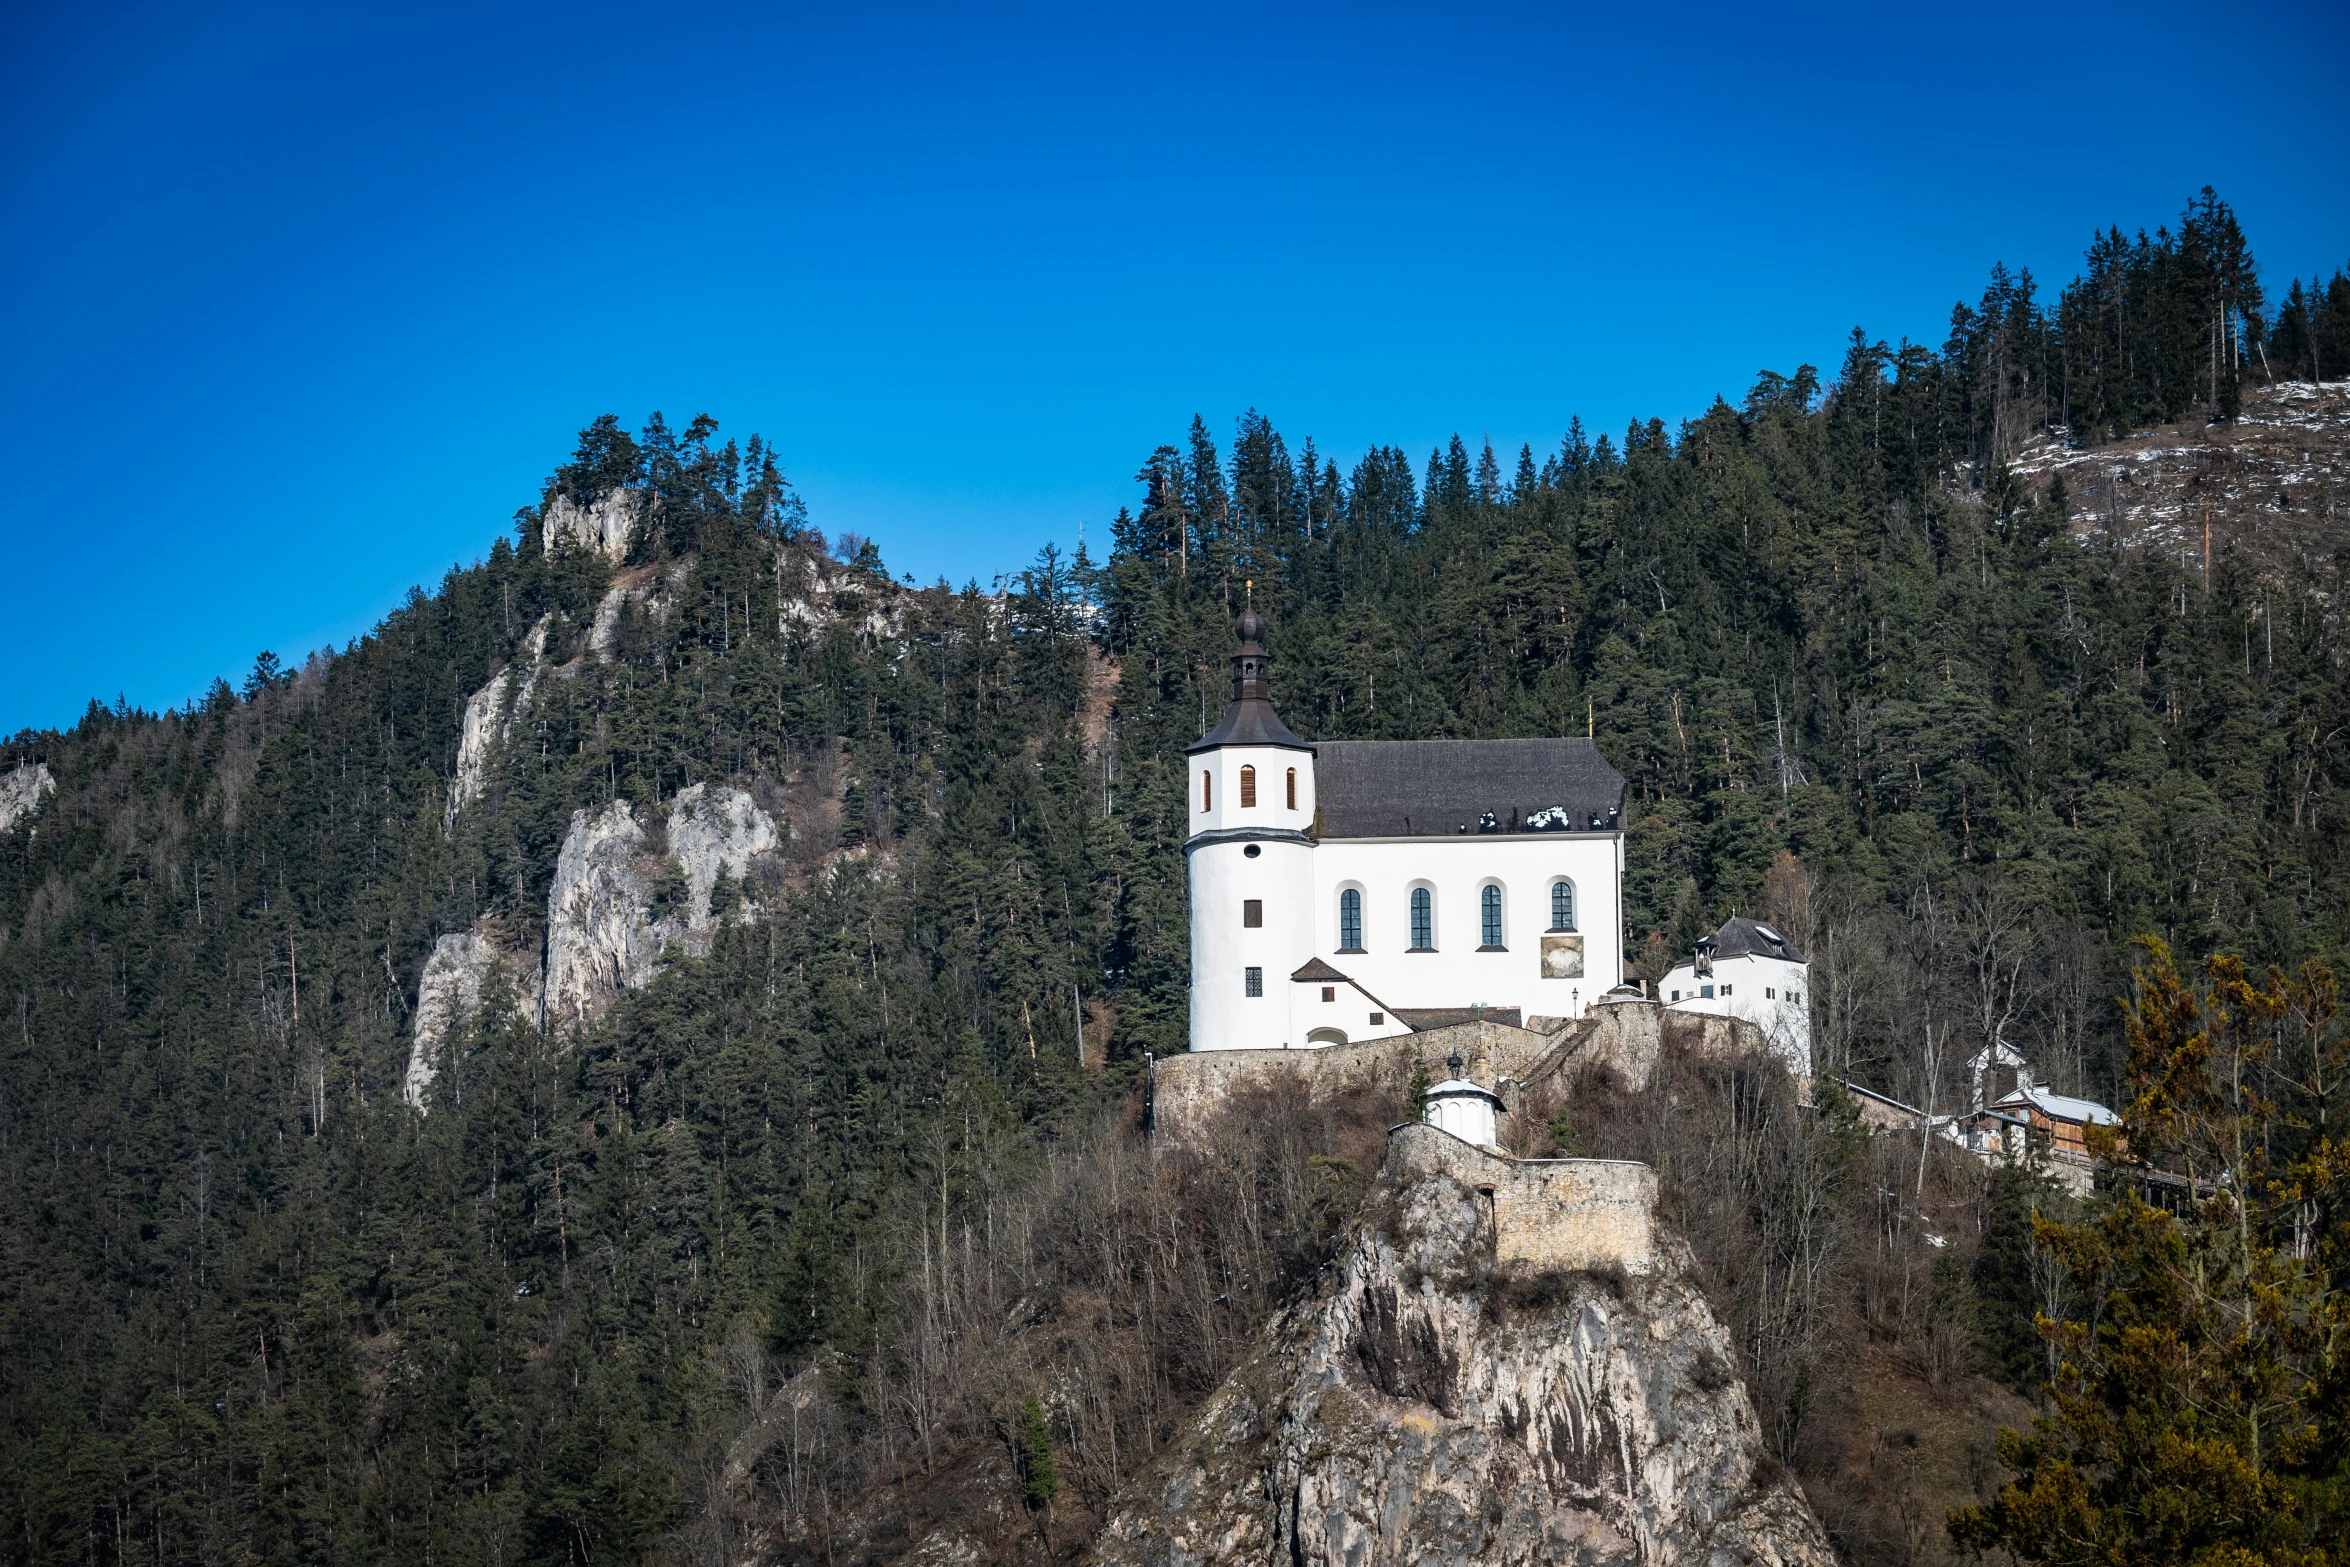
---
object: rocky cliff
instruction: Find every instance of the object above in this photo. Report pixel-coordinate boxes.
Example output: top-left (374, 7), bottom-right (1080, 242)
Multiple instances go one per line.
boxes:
top-left (0, 762), bottom-right (55, 836)
top-left (402, 925), bottom-right (540, 1108)
top-left (539, 782), bottom-right (781, 1034)
top-left (1090, 1131), bottom-right (1834, 1567)
top-left (446, 614), bottom-right (553, 827)
top-left (543, 487), bottom-right (640, 560)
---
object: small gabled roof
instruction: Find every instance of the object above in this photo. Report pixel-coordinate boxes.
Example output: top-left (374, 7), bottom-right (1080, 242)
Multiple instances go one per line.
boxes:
top-left (1290, 957), bottom-right (1352, 983)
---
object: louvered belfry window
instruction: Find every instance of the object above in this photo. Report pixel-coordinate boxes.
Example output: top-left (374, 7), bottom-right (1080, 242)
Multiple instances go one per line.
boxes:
top-left (1239, 765), bottom-right (1257, 808)
top-left (1286, 768), bottom-right (1297, 809)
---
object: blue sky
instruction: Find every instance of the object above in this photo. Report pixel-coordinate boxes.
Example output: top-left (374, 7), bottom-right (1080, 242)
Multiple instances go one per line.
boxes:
top-left (3, 0), bottom-right (2345, 732)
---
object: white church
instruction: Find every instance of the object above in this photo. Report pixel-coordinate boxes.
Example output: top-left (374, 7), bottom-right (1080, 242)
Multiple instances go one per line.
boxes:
top-left (1187, 609), bottom-right (1630, 1052)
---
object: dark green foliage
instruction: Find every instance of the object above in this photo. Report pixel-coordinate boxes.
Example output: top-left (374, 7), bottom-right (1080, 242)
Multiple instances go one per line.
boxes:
top-left (1972, 1165), bottom-right (2073, 1394)
top-left (1019, 1395), bottom-right (1058, 1506)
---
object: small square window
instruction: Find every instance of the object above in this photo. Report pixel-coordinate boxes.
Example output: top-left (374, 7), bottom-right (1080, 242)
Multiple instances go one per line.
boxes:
top-left (1766, 987), bottom-right (1775, 999)
top-left (1790, 990), bottom-right (1803, 1006)
top-left (1721, 984), bottom-right (1732, 996)
top-left (1321, 986), bottom-right (1335, 1002)
top-left (1245, 967), bottom-right (1263, 997)
top-left (1369, 1011), bottom-right (1384, 1025)
top-left (1671, 990), bottom-right (1680, 1002)
top-left (1700, 984), bottom-right (1714, 999)
top-left (1243, 899), bottom-right (1262, 928)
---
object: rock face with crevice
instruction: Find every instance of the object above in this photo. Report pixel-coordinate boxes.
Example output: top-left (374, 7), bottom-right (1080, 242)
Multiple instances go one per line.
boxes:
top-left (541, 800), bottom-right (664, 1032)
top-left (544, 488), bottom-right (640, 561)
top-left (664, 780), bottom-right (780, 931)
top-left (402, 926), bottom-right (540, 1109)
top-left (0, 762), bottom-right (56, 835)
top-left (446, 615), bottom-right (553, 828)
top-left (539, 783), bottom-right (780, 1032)
top-left (1090, 1137), bottom-right (1834, 1567)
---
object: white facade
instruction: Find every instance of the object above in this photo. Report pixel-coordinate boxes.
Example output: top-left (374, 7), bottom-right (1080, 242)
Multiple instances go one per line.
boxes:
top-left (1661, 925), bottom-right (1811, 1077)
top-left (1186, 611), bottom-right (1627, 1053)
top-left (1423, 1078), bottom-right (1503, 1150)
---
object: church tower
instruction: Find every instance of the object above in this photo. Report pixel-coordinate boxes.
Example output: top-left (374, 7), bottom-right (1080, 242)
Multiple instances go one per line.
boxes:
top-left (1186, 607), bottom-right (1315, 1051)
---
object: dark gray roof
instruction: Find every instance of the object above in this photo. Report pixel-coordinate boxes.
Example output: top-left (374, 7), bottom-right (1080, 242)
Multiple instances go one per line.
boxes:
top-left (1186, 694), bottom-right (1309, 753)
top-left (1313, 739), bottom-right (1625, 839)
top-left (1707, 915), bottom-right (1803, 963)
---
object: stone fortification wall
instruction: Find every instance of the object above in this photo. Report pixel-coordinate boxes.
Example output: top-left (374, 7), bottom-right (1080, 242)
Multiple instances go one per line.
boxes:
top-left (1383, 1122), bottom-right (1660, 1275)
top-left (1152, 1002), bottom-right (1775, 1139)
top-left (1149, 1019), bottom-right (1562, 1138)
top-left (1530, 1000), bottom-right (1758, 1093)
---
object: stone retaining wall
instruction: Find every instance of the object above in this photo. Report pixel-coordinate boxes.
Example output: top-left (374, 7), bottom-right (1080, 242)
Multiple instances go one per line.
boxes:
top-left (1148, 1019), bottom-right (1563, 1138)
top-left (1149, 1002), bottom-right (1773, 1140)
top-left (1383, 1122), bottom-right (1660, 1275)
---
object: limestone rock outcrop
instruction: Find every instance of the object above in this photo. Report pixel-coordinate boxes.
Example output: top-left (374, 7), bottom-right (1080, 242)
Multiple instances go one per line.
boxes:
top-left (402, 927), bottom-right (540, 1109)
top-left (446, 615), bottom-right (552, 828)
top-left (542, 800), bottom-right (665, 1032)
top-left (1091, 1135), bottom-right (1834, 1567)
top-left (543, 488), bottom-right (639, 561)
top-left (664, 780), bottom-right (780, 929)
top-left (586, 562), bottom-right (683, 663)
top-left (0, 762), bottom-right (56, 835)
top-left (539, 783), bottom-right (779, 1032)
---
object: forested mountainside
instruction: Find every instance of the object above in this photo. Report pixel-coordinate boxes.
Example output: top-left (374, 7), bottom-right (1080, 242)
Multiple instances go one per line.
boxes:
top-left (2, 190), bottom-right (2347, 1565)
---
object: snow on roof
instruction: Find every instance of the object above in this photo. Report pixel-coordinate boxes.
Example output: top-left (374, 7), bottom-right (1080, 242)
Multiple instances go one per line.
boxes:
top-left (1661, 916), bottom-right (1805, 973)
top-left (1313, 738), bottom-right (1625, 838)
top-left (1425, 1078), bottom-right (1501, 1101)
top-left (1994, 1086), bottom-right (2119, 1126)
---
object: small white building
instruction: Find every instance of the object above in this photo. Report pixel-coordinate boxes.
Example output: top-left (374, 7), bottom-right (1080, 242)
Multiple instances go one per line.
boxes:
top-left (1965, 1039), bottom-right (2033, 1107)
top-left (1660, 916), bottom-right (1811, 1076)
top-left (1186, 610), bottom-right (1628, 1052)
top-left (1422, 1055), bottom-right (1505, 1150)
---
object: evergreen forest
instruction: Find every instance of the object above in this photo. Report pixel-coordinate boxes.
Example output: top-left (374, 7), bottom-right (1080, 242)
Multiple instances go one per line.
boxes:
top-left (2, 188), bottom-right (2345, 1564)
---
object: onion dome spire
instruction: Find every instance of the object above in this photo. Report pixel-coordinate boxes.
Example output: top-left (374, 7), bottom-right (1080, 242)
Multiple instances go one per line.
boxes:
top-left (1186, 586), bottom-right (1309, 754)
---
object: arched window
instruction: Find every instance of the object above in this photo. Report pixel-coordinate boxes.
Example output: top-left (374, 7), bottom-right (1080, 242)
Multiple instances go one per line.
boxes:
top-left (1480, 884), bottom-right (1504, 949)
top-left (1201, 771), bottom-right (1211, 810)
top-left (1549, 880), bottom-right (1575, 931)
top-left (1409, 887), bottom-right (1433, 950)
top-left (1286, 768), bottom-right (1297, 809)
top-left (1239, 765), bottom-right (1257, 807)
top-left (1338, 888), bottom-right (1363, 951)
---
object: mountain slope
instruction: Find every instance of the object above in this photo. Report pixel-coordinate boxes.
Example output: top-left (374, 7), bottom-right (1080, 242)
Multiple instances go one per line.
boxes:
top-left (1, 194), bottom-right (2347, 1566)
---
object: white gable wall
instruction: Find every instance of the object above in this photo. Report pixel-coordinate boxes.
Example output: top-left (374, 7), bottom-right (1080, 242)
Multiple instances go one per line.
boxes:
top-left (1289, 971), bottom-right (1413, 1045)
top-left (1661, 952), bottom-right (1811, 1075)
